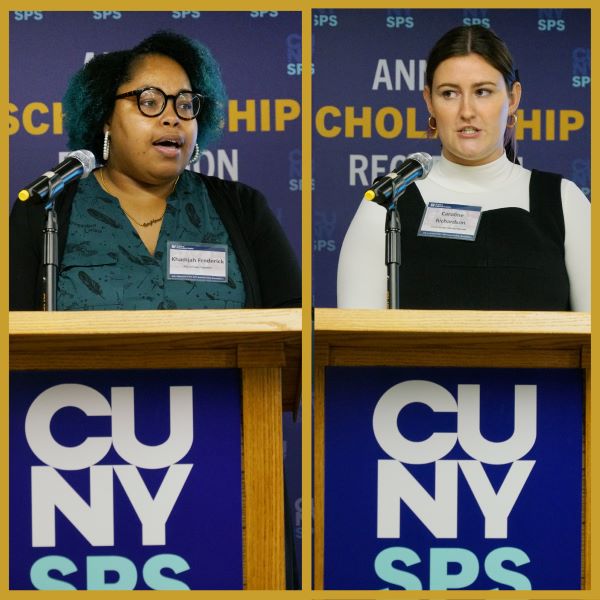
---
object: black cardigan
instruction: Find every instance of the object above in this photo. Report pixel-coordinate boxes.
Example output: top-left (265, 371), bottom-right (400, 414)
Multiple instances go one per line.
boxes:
top-left (10, 172), bottom-right (301, 310)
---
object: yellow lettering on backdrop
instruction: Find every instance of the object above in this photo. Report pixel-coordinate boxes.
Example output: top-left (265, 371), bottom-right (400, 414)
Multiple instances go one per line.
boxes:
top-left (23, 102), bottom-right (49, 135)
top-left (315, 106), bottom-right (342, 138)
top-left (274, 99), bottom-right (300, 131)
top-left (228, 99), bottom-right (257, 132)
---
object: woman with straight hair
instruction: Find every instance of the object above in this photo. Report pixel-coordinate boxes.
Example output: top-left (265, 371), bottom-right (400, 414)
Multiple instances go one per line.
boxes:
top-left (337, 25), bottom-right (589, 311)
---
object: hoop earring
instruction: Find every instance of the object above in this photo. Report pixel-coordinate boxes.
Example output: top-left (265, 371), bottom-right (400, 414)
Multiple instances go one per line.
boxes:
top-left (428, 115), bottom-right (437, 130)
top-left (507, 113), bottom-right (518, 129)
top-left (189, 143), bottom-right (200, 164)
top-left (102, 131), bottom-right (110, 162)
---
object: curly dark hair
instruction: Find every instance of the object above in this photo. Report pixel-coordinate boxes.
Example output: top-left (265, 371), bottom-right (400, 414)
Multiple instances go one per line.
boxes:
top-left (62, 30), bottom-right (227, 160)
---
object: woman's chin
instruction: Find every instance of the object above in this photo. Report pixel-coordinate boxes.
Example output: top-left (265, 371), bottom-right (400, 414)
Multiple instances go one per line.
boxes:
top-left (444, 146), bottom-right (501, 167)
top-left (147, 160), bottom-right (187, 180)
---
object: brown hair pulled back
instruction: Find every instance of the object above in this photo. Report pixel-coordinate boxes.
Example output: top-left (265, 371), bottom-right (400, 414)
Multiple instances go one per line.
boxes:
top-left (425, 25), bottom-right (520, 162)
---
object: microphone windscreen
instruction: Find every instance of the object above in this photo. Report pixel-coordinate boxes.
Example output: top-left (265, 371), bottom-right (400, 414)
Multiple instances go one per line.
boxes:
top-left (406, 152), bottom-right (433, 178)
top-left (67, 149), bottom-right (96, 177)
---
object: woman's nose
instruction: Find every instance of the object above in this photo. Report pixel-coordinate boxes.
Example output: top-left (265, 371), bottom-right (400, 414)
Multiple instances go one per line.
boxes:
top-left (161, 98), bottom-right (181, 125)
top-left (459, 95), bottom-right (476, 119)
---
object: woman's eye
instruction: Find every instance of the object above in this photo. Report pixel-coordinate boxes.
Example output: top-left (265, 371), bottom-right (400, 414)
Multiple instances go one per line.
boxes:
top-left (441, 89), bottom-right (456, 98)
top-left (476, 88), bottom-right (492, 96)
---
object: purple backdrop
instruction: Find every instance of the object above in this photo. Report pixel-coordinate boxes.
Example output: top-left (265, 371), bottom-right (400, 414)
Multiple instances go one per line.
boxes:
top-left (9, 10), bottom-right (301, 258)
top-left (9, 10), bottom-right (302, 578)
top-left (312, 8), bottom-right (591, 307)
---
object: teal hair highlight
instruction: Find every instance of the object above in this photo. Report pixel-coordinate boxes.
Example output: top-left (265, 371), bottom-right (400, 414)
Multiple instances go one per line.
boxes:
top-left (62, 31), bottom-right (228, 162)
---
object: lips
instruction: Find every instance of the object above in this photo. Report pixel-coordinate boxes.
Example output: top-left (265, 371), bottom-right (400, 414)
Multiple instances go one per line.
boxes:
top-left (458, 127), bottom-right (480, 134)
top-left (152, 135), bottom-right (184, 148)
top-left (152, 135), bottom-right (184, 158)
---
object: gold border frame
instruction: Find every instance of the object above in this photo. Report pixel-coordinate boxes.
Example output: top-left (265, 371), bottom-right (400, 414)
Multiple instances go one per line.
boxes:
top-left (3, 2), bottom-right (596, 599)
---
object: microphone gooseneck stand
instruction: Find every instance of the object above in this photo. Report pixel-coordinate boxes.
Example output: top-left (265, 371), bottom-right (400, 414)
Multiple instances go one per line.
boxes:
top-left (19, 149), bottom-right (96, 311)
top-left (385, 205), bottom-right (401, 309)
top-left (382, 172), bottom-right (425, 308)
top-left (382, 174), bottom-right (408, 310)
top-left (42, 179), bottom-right (59, 311)
top-left (364, 152), bottom-right (432, 309)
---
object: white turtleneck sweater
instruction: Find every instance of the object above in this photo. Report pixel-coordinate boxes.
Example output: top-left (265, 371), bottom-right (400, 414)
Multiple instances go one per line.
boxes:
top-left (337, 154), bottom-right (590, 311)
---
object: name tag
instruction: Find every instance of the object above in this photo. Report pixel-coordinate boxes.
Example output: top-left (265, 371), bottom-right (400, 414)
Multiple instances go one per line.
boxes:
top-left (418, 202), bottom-right (482, 241)
top-left (167, 242), bottom-right (228, 282)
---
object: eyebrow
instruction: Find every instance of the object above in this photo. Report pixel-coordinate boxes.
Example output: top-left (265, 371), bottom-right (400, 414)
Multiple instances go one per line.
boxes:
top-left (137, 85), bottom-right (194, 93)
top-left (436, 81), bottom-right (498, 89)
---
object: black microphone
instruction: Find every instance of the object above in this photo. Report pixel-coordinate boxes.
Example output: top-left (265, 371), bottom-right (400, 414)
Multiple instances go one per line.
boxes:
top-left (363, 152), bottom-right (433, 206)
top-left (18, 150), bottom-right (96, 202)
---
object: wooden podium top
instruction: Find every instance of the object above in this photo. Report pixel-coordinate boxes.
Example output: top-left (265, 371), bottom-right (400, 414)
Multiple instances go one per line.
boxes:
top-left (10, 308), bottom-right (301, 339)
top-left (314, 308), bottom-right (590, 369)
top-left (9, 309), bottom-right (302, 411)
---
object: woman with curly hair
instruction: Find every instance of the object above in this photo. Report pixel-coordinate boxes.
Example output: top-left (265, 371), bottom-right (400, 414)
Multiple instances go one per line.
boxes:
top-left (10, 31), bottom-right (300, 311)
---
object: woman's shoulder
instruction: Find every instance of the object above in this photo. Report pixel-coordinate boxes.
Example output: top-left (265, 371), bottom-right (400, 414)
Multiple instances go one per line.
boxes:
top-left (560, 178), bottom-right (590, 213)
top-left (526, 167), bottom-right (589, 207)
top-left (184, 170), bottom-right (264, 200)
top-left (183, 171), bottom-right (270, 219)
top-left (11, 177), bottom-right (80, 226)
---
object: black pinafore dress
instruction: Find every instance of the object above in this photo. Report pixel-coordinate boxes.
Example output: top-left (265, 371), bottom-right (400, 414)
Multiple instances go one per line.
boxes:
top-left (396, 170), bottom-right (570, 310)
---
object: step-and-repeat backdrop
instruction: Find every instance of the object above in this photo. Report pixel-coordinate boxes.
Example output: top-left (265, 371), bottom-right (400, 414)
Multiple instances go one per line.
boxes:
top-left (312, 8), bottom-right (591, 307)
top-left (9, 10), bottom-right (302, 582)
top-left (9, 10), bottom-right (301, 257)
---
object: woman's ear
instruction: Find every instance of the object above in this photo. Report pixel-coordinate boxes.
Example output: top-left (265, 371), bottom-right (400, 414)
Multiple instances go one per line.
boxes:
top-left (423, 86), bottom-right (434, 116)
top-left (508, 81), bottom-right (522, 114)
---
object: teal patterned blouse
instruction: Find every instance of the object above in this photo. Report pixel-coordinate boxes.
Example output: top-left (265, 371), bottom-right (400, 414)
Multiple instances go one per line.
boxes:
top-left (57, 170), bottom-right (246, 310)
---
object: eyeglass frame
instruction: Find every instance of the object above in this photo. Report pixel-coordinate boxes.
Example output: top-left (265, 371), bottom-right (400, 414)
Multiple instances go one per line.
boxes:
top-left (114, 86), bottom-right (204, 120)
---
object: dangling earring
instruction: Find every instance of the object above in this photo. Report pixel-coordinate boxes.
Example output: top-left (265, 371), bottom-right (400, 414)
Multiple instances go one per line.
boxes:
top-left (189, 143), bottom-right (200, 164)
top-left (103, 131), bottom-right (110, 162)
top-left (507, 113), bottom-right (518, 129)
top-left (428, 115), bottom-right (437, 130)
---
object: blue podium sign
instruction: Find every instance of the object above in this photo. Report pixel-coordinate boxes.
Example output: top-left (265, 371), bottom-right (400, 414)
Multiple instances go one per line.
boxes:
top-left (324, 367), bottom-right (583, 590)
top-left (10, 368), bottom-right (243, 590)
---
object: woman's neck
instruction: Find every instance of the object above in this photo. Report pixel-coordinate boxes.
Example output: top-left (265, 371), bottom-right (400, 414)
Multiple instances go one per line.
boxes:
top-left (433, 152), bottom-right (518, 189)
top-left (97, 165), bottom-right (178, 205)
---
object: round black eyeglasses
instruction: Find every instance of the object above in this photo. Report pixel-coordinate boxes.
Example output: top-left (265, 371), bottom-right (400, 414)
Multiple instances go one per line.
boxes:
top-left (115, 87), bottom-right (203, 120)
